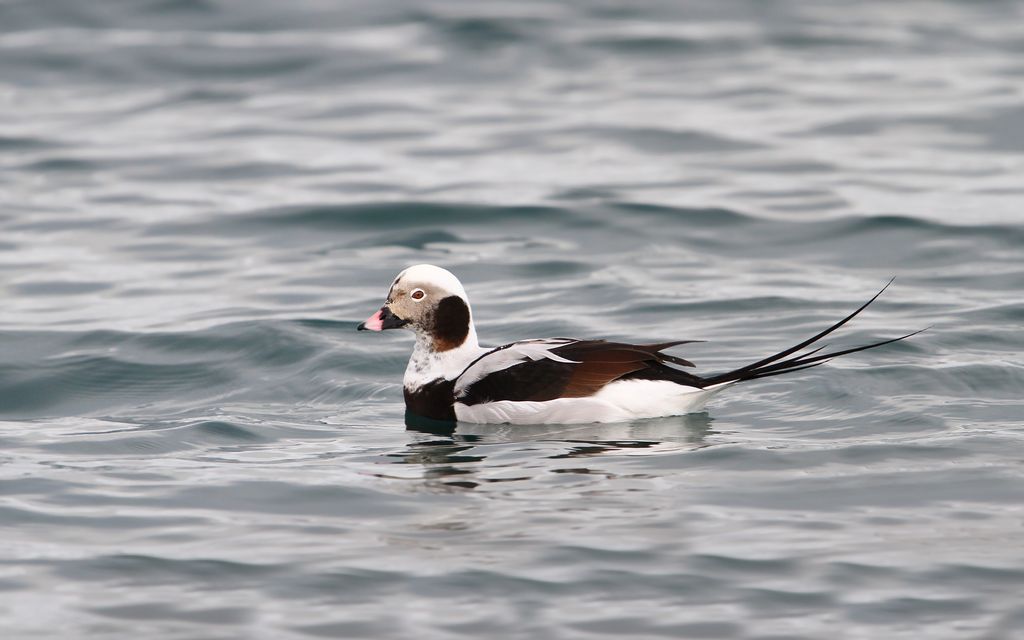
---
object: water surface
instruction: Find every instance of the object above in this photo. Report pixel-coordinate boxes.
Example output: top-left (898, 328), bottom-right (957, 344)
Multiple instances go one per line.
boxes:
top-left (1, 1), bottom-right (1023, 638)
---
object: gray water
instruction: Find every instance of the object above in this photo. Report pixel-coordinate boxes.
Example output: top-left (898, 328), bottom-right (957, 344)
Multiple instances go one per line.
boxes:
top-left (2, 1), bottom-right (1024, 638)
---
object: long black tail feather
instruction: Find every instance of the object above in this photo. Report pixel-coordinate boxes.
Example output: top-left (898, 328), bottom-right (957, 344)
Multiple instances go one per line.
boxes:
top-left (700, 279), bottom-right (921, 386)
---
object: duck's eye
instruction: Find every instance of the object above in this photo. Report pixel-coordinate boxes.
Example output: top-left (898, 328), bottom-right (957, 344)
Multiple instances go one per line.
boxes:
top-left (411, 289), bottom-right (425, 301)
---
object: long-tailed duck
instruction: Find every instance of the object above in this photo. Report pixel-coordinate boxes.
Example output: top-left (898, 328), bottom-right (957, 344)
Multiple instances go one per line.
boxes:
top-left (358, 264), bottom-right (917, 424)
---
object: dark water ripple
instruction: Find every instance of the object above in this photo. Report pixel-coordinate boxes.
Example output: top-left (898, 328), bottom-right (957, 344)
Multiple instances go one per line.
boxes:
top-left (2, 0), bottom-right (1024, 638)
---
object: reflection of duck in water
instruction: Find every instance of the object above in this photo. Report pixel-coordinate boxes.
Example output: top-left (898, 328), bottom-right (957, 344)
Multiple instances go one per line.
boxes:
top-left (397, 413), bottom-right (718, 491)
top-left (405, 409), bottom-right (715, 447)
top-left (359, 265), bottom-right (917, 425)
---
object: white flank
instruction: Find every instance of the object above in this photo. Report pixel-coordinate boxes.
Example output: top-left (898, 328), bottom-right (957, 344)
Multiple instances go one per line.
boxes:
top-left (453, 379), bottom-right (736, 425)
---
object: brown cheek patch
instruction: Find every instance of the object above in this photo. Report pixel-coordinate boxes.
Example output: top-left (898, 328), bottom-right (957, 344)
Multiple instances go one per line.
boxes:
top-left (432, 295), bottom-right (470, 352)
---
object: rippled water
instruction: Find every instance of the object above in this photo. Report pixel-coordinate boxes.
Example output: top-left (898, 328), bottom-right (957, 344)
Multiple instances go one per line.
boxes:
top-left (2, 1), bottom-right (1023, 638)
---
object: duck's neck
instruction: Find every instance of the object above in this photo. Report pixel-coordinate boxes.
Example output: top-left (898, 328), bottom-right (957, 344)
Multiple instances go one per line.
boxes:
top-left (404, 323), bottom-right (484, 391)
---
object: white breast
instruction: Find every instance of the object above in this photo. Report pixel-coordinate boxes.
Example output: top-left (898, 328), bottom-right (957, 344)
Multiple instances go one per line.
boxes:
top-left (403, 333), bottom-right (487, 391)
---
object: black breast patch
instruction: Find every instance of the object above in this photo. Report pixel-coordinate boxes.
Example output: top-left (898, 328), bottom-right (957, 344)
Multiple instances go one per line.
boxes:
top-left (404, 378), bottom-right (457, 421)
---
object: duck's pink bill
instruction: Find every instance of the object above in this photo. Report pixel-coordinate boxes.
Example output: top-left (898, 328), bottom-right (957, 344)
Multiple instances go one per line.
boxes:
top-left (361, 310), bottom-right (384, 331)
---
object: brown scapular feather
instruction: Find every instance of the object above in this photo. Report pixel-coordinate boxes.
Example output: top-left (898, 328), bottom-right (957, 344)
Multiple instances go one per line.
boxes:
top-left (549, 339), bottom-right (700, 398)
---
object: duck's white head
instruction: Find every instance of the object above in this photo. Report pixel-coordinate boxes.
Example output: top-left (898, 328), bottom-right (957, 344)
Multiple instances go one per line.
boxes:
top-left (358, 264), bottom-right (478, 353)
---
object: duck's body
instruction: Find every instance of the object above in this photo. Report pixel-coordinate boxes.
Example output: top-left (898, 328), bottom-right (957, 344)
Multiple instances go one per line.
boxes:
top-left (358, 265), bottom-right (914, 425)
top-left (402, 336), bottom-right (731, 424)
